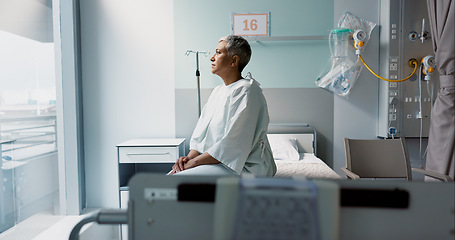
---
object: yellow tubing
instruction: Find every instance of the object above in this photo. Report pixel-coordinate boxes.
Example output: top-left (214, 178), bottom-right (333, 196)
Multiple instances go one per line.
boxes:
top-left (359, 54), bottom-right (418, 82)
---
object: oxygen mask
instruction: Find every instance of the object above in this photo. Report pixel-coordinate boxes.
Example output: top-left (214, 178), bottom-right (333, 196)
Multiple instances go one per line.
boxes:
top-left (315, 12), bottom-right (377, 97)
top-left (316, 28), bottom-right (359, 96)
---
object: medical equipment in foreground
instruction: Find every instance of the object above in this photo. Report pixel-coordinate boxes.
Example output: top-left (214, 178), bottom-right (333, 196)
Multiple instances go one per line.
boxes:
top-left (69, 174), bottom-right (454, 240)
top-left (185, 50), bottom-right (210, 116)
top-left (126, 174), bottom-right (339, 240)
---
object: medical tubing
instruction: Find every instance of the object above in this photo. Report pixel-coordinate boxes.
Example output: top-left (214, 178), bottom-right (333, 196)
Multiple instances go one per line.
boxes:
top-left (426, 80), bottom-right (434, 119)
top-left (328, 33), bottom-right (334, 57)
top-left (426, 80), bottom-right (433, 104)
top-left (420, 68), bottom-right (423, 160)
top-left (359, 54), bottom-right (418, 82)
top-left (69, 209), bottom-right (128, 240)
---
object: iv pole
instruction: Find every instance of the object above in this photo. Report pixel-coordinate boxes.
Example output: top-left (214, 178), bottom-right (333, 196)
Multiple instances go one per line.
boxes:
top-left (185, 50), bottom-right (210, 116)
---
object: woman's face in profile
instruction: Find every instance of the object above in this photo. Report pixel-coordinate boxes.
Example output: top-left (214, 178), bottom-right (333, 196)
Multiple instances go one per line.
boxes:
top-left (210, 41), bottom-right (232, 76)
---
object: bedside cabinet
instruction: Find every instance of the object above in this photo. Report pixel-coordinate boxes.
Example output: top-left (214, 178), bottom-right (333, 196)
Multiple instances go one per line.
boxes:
top-left (117, 138), bottom-right (185, 239)
top-left (117, 138), bottom-right (185, 205)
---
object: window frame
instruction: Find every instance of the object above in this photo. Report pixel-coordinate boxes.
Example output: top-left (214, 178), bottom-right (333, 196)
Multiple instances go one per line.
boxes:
top-left (53, 0), bottom-right (85, 215)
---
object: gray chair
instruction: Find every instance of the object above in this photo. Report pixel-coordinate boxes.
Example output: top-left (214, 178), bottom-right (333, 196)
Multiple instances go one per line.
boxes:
top-left (342, 138), bottom-right (453, 182)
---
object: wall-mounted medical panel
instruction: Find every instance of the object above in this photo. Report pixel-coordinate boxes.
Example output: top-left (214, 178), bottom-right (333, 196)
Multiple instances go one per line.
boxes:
top-left (378, 0), bottom-right (437, 138)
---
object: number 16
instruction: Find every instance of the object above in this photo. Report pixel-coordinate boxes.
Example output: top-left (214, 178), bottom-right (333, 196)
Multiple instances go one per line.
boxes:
top-left (243, 19), bottom-right (258, 31)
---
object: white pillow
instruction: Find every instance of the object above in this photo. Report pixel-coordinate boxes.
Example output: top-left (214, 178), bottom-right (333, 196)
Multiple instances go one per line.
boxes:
top-left (267, 134), bottom-right (300, 161)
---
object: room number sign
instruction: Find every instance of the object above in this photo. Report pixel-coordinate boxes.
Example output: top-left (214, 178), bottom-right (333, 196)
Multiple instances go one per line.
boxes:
top-left (232, 13), bottom-right (270, 36)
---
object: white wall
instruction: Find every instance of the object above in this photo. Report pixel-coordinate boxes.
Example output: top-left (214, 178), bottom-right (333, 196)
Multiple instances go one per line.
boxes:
top-left (80, 0), bottom-right (175, 208)
top-left (333, 0), bottom-right (381, 175)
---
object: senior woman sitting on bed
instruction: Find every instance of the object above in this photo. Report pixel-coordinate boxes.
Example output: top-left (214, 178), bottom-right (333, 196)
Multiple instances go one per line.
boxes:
top-left (169, 35), bottom-right (276, 176)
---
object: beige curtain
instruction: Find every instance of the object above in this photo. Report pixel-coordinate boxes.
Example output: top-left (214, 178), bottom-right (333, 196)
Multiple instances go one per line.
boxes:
top-left (425, 0), bottom-right (455, 180)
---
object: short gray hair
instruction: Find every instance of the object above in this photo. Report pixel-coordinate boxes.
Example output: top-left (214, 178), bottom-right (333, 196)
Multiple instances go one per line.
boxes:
top-left (219, 35), bottom-right (252, 72)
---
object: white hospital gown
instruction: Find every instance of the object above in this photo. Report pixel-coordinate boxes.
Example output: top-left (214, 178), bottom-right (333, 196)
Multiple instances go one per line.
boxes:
top-left (190, 78), bottom-right (276, 176)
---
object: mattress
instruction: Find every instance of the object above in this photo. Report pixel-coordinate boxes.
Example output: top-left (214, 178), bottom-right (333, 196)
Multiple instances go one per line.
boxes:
top-left (274, 153), bottom-right (341, 179)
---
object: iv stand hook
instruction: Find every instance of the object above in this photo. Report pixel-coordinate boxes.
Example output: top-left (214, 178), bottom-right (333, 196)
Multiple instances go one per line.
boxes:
top-left (185, 50), bottom-right (210, 116)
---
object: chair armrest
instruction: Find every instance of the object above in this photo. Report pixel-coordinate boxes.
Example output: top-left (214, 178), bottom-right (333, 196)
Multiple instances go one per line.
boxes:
top-left (341, 167), bottom-right (360, 180)
top-left (411, 167), bottom-right (454, 182)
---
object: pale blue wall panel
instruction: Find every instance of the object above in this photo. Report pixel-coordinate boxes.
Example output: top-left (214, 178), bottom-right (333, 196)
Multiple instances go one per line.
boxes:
top-left (174, 0), bottom-right (334, 89)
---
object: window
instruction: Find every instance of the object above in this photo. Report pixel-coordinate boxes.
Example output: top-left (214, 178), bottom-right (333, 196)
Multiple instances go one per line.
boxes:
top-left (0, 1), bottom-right (60, 234)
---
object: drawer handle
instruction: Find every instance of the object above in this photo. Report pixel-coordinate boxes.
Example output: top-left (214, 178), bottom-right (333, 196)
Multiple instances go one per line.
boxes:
top-left (126, 153), bottom-right (171, 156)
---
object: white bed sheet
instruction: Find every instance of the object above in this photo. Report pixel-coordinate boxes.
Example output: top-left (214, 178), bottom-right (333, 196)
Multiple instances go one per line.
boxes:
top-left (274, 153), bottom-right (341, 179)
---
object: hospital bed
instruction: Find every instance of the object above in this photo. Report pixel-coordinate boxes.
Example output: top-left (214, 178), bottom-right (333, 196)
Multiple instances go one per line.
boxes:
top-left (268, 123), bottom-right (340, 179)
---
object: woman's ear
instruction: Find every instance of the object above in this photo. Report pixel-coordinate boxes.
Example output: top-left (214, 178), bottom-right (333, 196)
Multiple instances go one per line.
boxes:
top-left (231, 55), bottom-right (240, 67)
